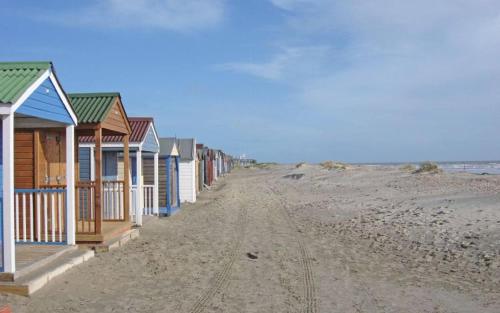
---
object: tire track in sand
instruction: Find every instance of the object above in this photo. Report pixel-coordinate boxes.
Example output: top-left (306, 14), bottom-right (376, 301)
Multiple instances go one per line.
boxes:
top-left (187, 201), bottom-right (248, 313)
top-left (268, 185), bottom-right (318, 313)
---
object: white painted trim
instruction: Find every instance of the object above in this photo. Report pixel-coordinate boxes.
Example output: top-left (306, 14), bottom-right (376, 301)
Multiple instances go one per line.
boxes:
top-left (79, 143), bottom-right (141, 149)
top-left (2, 114), bottom-right (15, 272)
top-left (48, 72), bottom-right (78, 125)
top-left (0, 105), bottom-right (11, 115)
top-left (135, 149), bottom-right (143, 226)
top-left (11, 70), bottom-right (50, 114)
top-left (14, 117), bottom-right (66, 129)
top-left (65, 125), bottom-right (76, 245)
top-left (153, 152), bottom-right (159, 213)
top-left (139, 123), bottom-right (161, 153)
top-left (147, 123), bottom-right (161, 152)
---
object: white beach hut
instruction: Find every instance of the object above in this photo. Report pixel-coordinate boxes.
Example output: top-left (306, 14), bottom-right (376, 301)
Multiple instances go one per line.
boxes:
top-left (177, 138), bottom-right (197, 203)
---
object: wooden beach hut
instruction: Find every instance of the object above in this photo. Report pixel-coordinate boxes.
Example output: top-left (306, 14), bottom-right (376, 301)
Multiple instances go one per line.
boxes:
top-left (177, 138), bottom-right (196, 203)
top-left (78, 117), bottom-right (160, 226)
top-left (159, 138), bottom-right (180, 215)
top-left (205, 148), bottom-right (214, 186)
top-left (68, 92), bottom-right (133, 243)
top-left (0, 62), bottom-right (78, 275)
top-left (196, 144), bottom-right (205, 193)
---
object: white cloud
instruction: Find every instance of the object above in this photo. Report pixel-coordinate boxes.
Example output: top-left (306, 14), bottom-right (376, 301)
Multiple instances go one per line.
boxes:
top-left (213, 0), bottom-right (500, 161)
top-left (49, 0), bottom-right (225, 32)
top-left (216, 46), bottom-right (330, 80)
top-left (253, 1), bottom-right (500, 114)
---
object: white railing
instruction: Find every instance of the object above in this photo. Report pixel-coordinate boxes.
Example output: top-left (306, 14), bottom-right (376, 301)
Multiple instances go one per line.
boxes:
top-left (143, 185), bottom-right (155, 215)
top-left (129, 186), bottom-right (138, 223)
top-left (103, 181), bottom-right (125, 220)
top-left (14, 188), bottom-right (66, 243)
top-left (129, 184), bottom-right (156, 223)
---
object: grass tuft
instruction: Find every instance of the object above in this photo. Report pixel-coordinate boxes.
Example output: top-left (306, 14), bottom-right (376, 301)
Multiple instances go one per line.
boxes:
top-left (413, 161), bottom-right (441, 174)
top-left (400, 164), bottom-right (416, 172)
top-left (320, 160), bottom-right (348, 170)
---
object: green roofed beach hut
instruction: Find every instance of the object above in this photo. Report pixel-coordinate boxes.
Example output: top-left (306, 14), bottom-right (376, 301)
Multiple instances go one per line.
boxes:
top-left (68, 92), bottom-right (133, 243)
top-left (0, 62), bottom-right (79, 289)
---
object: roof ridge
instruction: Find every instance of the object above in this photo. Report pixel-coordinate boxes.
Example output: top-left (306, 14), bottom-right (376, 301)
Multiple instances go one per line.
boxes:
top-left (68, 92), bottom-right (120, 98)
top-left (0, 61), bottom-right (51, 68)
top-left (129, 117), bottom-right (153, 121)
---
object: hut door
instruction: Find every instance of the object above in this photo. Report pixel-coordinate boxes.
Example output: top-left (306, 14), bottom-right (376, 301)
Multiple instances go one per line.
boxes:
top-left (170, 158), bottom-right (177, 206)
top-left (39, 130), bottom-right (66, 187)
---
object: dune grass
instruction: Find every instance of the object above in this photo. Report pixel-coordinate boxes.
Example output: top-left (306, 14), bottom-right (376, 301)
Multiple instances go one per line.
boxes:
top-left (400, 164), bottom-right (416, 172)
top-left (413, 161), bottom-right (441, 174)
top-left (320, 160), bottom-right (348, 170)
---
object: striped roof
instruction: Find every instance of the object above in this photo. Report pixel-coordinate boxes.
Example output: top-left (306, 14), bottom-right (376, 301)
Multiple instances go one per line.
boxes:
top-left (68, 92), bottom-right (119, 123)
top-left (79, 117), bottom-right (154, 144)
top-left (0, 62), bottom-right (51, 104)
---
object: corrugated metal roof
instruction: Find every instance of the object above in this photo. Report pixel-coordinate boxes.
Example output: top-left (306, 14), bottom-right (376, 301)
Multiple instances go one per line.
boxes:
top-left (177, 138), bottom-right (195, 160)
top-left (159, 137), bottom-right (177, 156)
top-left (0, 62), bottom-right (51, 104)
top-left (79, 117), bottom-right (153, 144)
top-left (129, 118), bottom-right (153, 142)
top-left (68, 92), bottom-right (119, 123)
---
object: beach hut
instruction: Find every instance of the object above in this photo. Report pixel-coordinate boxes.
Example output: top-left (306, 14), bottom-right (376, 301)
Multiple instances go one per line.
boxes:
top-left (68, 92), bottom-right (133, 243)
top-left (177, 138), bottom-right (197, 203)
top-left (159, 138), bottom-right (180, 215)
top-left (196, 144), bottom-right (205, 193)
top-left (203, 148), bottom-right (214, 187)
top-left (78, 117), bottom-right (160, 226)
top-left (0, 62), bottom-right (78, 275)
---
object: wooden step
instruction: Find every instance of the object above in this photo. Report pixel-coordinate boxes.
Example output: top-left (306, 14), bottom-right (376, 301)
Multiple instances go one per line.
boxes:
top-left (0, 249), bottom-right (95, 296)
top-left (81, 228), bottom-right (140, 253)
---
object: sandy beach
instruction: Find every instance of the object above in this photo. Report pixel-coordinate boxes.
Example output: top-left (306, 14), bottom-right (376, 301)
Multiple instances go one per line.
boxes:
top-left (1, 164), bottom-right (499, 312)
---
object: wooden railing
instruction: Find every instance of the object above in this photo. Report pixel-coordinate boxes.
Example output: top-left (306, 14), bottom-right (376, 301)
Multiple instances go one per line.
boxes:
top-left (14, 188), bottom-right (67, 243)
top-left (103, 180), bottom-right (125, 221)
top-left (76, 181), bottom-right (96, 234)
top-left (143, 185), bottom-right (155, 215)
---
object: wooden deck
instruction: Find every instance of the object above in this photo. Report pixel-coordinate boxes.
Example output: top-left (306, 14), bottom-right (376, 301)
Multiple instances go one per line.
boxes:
top-left (76, 220), bottom-right (132, 243)
top-left (16, 245), bottom-right (73, 273)
top-left (0, 244), bottom-right (94, 296)
top-left (0, 244), bottom-right (75, 282)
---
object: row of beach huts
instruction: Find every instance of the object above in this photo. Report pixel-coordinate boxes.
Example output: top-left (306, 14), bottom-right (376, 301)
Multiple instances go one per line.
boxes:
top-left (0, 61), bottom-right (234, 295)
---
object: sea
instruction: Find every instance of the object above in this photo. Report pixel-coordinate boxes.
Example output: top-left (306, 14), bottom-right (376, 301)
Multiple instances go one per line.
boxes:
top-left (360, 161), bottom-right (500, 175)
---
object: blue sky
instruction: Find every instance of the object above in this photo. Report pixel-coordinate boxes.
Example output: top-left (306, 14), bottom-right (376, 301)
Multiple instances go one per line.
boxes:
top-left (1, 0), bottom-right (500, 163)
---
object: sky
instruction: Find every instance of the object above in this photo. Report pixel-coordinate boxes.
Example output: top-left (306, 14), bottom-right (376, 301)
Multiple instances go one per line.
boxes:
top-left (1, 0), bottom-right (500, 163)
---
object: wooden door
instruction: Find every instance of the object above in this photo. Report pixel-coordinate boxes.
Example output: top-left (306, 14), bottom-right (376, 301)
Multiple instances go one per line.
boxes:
top-left (38, 129), bottom-right (66, 187)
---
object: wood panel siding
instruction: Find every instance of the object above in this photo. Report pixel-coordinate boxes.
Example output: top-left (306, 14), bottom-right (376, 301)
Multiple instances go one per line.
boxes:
top-left (159, 158), bottom-right (167, 208)
top-left (101, 99), bottom-right (130, 135)
top-left (142, 157), bottom-right (155, 185)
top-left (179, 160), bottom-right (196, 202)
top-left (15, 130), bottom-right (34, 189)
top-left (15, 77), bottom-right (73, 124)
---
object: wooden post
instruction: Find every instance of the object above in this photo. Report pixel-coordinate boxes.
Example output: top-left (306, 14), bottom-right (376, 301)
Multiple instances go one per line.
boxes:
top-left (2, 114), bottom-right (15, 273)
top-left (65, 125), bottom-right (75, 245)
top-left (33, 130), bottom-right (40, 188)
top-left (123, 134), bottom-right (130, 222)
top-left (135, 149), bottom-right (142, 226)
top-left (90, 146), bottom-right (95, 181)
top-left (94, 127), bottom-right (102, 235)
